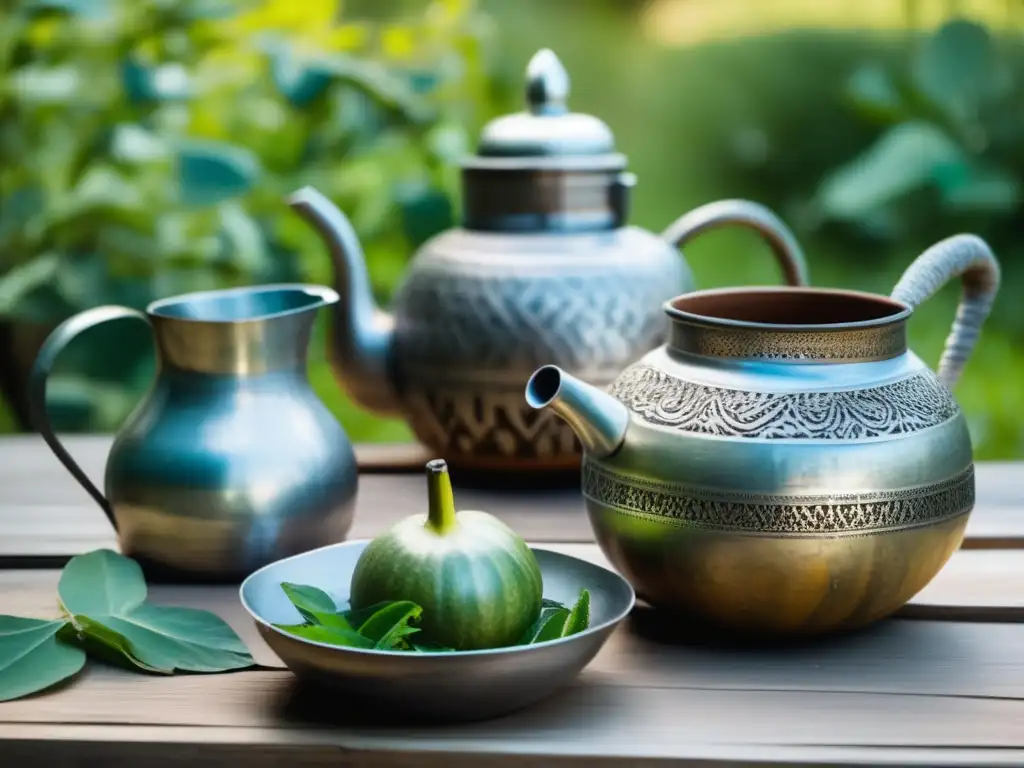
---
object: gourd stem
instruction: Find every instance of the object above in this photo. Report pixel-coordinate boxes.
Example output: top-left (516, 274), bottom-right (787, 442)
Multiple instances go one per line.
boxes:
top-left (425, 459), bottom-right (457, 534)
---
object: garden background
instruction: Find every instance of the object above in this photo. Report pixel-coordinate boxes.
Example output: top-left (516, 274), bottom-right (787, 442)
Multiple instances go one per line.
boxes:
top-left (2, 0), bottom-right (1022, 459)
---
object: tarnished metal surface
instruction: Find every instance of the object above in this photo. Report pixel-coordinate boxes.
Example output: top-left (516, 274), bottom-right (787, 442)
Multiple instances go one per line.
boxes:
top-left (29, 284), bottom-right (359, 581)
top-left (240, 539), bottom-right (635, 722)
top-left (527, 235), bottom-right (1001, 634)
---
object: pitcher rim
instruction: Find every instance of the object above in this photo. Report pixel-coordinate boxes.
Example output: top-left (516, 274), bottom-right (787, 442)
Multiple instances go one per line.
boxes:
top-left (663, 286), bottom-right (912, 333)
top-left (146, 283), bottom-right (340, 323)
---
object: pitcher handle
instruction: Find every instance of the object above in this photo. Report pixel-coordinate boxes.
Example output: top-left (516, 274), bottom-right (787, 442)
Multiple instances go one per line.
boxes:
top-left (890, 234), bottom-right (1000, 390)
top-left (27, 306), bottom-right (152, 532)
top-left (661, 199), bottom-right (810, 286)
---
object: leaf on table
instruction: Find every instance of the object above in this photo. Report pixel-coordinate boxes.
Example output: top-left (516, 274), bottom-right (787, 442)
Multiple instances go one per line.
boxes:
top-left (273, 623), bottom-right (375, 649)
top-left (0, 616), bottom-right (86, 702)
top-left (279, 582), bottom-right (355, 631)
top-left (65, 616), bottom-right (168, 674)
top-left (562, 590), bottom-right (591, 637)
top-left (58, 551), bottom-right (255, 673)
top-left (58, 548), bottom-right (147, 617)
top-left (72, 604), bottom-right (255, 674)
top-left (354, 601), bottom-right (422, 649)
top-left (519, 607), bottom-right (569, 645)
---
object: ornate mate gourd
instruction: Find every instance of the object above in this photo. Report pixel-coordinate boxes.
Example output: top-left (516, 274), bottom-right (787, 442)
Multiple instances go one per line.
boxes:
top-left (286, 48), bottom-right (809, 473)
top-left (350, 459), bottom-right (543, 650)
top-left (526, 235), bottom-right (1000, 635)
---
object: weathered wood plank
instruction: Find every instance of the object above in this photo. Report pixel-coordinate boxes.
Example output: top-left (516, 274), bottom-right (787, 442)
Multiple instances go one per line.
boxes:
top-left (2, 546), bottom-right (1023, 707)
top-left (0, 436), bottom-right (1020, 567)
top-left (4, 726), bottom-right (1024, 768)
top-left (2, 551), bottom-right (1023, 766)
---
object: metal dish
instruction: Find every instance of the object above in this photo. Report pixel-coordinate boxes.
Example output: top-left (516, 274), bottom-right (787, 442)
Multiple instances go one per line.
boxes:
top-left (239, 539), bottom-right (635, 722)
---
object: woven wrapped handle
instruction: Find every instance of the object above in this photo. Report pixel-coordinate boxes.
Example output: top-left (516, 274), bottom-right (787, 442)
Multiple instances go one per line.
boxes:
top-left (890, 234), bottom-right (1000, 390)
top-left (662, 199), bottom-right (810, 286)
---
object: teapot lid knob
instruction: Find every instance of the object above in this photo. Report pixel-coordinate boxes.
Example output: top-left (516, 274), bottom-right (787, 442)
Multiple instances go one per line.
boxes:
top-left (471, 47), bottom-right (620, 161)
top-left (525, 49), bottom-right (570, 115)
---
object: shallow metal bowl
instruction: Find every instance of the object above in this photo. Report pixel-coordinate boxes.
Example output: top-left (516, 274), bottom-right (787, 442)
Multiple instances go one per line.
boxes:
top-left (239, 539), bottom-right (635, 722)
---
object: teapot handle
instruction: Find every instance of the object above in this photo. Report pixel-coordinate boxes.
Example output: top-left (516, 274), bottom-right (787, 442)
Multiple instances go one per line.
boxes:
top-left (890, 234), bottom-right (1000, 390)
top-left (28, 306), bottom-right (153, 533)
top-left (661, 199), bottom-right (810, 286)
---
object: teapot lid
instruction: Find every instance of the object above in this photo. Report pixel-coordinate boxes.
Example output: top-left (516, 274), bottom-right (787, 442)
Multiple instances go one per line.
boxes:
top-left (465, 49), bottom-right (626, 171)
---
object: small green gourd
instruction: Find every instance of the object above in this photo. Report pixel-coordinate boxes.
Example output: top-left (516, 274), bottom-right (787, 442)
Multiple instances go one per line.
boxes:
top-left (349, 459), bottom-right (544, 650)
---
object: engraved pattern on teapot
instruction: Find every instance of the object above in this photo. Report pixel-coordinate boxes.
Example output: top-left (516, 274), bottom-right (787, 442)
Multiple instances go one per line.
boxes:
top-left (608, 364), bottom-right (960, 440)
top-left (581, 461), bottom-right (976, 534)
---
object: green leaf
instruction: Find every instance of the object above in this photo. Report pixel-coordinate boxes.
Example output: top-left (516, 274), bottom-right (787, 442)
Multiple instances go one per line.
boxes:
top-left (519, 607), bottom-right (569, 645)
top-left (10, 65), bottom-right (82, 106)
top-left (66, 616), bottom-right (168, 674)
top-left (219, 203), bottom-right (269, 274)
top-left (845, 64), bottom-right (907, 124)
top-left (176, 140), bottom-right (260, 207)
top-left (321, 55), bottom-right (434, 126)
top-left (59, 550), bottom-right (254, 673)
top-left (815, 122), bottom-right (965, 220)
top-left (355, 601), bottom-right (422, 649)
top-left (411, 641), bottom-right (456, 653)
top-left (912, 19), bottom-right (997, 119)
top-left (279, 583), bottom-right (354, 631)
top-left (936, 164), bottom-right (1022, 214)
top-left (58, 549), bottom-right (147, 617)
top-left (110, 124), bottom-right (170, 164)
top-left (340, 600), bottom-right (391, 628)
top-left (280, 583), bottom-right (337, 618)
top-left (0, 253), bottom-right (62, 317)
top-left (273, 623), bottom-right (375, 649)
top-left (540, 598), bottom-right (566, 610)
top-left (74, 604), bottom-right (254, 673)
top-left (0, 617), bottom-right (86, 702)
top-left (270, 48), bottom-right (334, 108)
top-left (562, 590), bottom-right (591, 637)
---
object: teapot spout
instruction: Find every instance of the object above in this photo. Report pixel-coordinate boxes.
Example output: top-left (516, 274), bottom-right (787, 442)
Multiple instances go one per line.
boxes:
top-left (525, 366), bottom-right (629, 459)
top-left (286, 186), bottom-right (398, 415)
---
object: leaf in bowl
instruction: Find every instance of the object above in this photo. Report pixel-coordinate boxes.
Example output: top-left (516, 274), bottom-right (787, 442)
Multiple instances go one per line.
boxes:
top-left (411, 640), bottom-right (457, 653)
top-left (354, 601), bottom-right (422, 649)
top-left (518, 589), bottom-right (592, 645)
top-left (279, 583), bottom-right (354, 631)
top-left (518, 606), bottom-right (569, 644)
top-left (274, 623), bottom-right (375, 649)
top-left (272, 584), bottom-right (424, 651)
top-left (563, 589), bottom-right (591, 637)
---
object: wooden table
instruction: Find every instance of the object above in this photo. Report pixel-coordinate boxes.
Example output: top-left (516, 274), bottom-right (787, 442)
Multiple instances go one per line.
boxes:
top-left (1, 435), bottom-right (1023, 766)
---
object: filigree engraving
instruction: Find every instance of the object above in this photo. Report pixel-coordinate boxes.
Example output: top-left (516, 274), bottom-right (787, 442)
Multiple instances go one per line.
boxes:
top-left (392, 259), bottom-right (687, 376)
top-left (610, 365), bottom-right (959, 439)
top-left (402, 387), bottom-right (582, 463)
top-left (388, 253), bottom-right (688, 462)
top-left (582, 462), bottom-right (975, 534)
top-left (670, 322), bottom-right (907, 362)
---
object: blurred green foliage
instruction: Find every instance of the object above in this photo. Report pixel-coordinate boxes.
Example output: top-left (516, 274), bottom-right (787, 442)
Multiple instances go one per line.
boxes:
top-left (812, 19), bottom-right (1024, 248)
top-left (0, 0), bottom-right (493, 436)
top-left (2, 0), bottom-right (1023, 459)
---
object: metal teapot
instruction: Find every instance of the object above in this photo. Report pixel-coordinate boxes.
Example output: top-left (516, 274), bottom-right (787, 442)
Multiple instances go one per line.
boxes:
top-left (526, 234), bottom-right (1000, 635)
top-left (29, 285), bottom-right (358, 581)
top-left (288, 48), bottom-right (809, 473)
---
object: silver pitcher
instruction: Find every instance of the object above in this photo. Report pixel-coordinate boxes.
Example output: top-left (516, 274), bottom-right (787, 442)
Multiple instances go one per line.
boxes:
top-left (29, 284), bottom-right (358, 581)
top-left (526, 234), bottom-right (1000, 635)
top-left (287, 48), bottom-right (809, 474)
